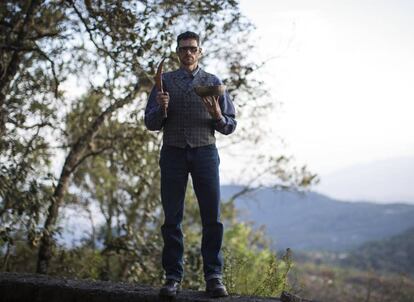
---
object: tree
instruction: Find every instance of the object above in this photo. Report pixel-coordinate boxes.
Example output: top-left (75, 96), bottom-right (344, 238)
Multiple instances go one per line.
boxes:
top-left (1, 0), bottom-right (69, 270)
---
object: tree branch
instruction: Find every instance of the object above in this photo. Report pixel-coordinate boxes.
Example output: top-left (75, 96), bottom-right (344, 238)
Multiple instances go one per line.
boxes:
top-left (0, 0), bottom-right (42, 135)
top-left (69, 145), bottom-right (113, 174)
top-left (32, 43), bottom-right (60, 98)
top-left (70, 1), bottom-right (117, 62)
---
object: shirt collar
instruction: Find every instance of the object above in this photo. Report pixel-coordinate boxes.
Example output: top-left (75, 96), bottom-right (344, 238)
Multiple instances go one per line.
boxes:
top-left (178, 65), bottom-right (200, 79)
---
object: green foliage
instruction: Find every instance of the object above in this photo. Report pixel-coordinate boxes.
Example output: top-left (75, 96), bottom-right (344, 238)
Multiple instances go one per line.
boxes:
top-left (0, 164), bottom-right (52, 251)
top-left (47, 245), bottom-right (105, 280)
top-left (223, 223), bottom-right (293, 297)
top-left (0, 239), bottom-right (37, 273)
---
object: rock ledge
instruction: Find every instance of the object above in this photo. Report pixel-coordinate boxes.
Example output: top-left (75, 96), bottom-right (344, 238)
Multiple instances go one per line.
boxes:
top-left (0, 272), bottom-right (284, 302)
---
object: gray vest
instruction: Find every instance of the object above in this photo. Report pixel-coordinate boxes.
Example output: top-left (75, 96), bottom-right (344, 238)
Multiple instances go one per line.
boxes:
top-left (162, 68), bottom-right (219, 148)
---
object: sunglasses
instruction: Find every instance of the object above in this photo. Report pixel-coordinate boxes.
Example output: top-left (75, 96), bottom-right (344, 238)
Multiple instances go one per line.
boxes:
top-left (177, 46), bottom-right (199, 54)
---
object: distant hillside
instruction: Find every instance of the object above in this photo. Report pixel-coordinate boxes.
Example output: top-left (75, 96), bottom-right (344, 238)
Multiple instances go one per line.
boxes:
top-left (221, 185), bottom-right (414, 252)
top-left (339, 226), bottom-right (414, 277)
top-left (316, 156), bottom-right (414, 203)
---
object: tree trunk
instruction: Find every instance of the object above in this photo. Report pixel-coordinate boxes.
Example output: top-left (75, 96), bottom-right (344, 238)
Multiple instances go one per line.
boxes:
top-left (36, 84), bottom-right (140, 274)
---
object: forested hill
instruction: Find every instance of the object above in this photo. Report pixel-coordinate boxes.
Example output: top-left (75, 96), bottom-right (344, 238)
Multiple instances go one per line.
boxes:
top-left (339, 226), bottom-right (414, 277)
top-left (221, 185), bottom-right (414, 251)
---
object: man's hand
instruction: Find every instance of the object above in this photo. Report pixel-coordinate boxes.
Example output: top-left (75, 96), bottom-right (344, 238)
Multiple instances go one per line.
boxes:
top-left (156, 91), bottom-right (169, 113)
top-left (202, 96), bottom-right (223, 120)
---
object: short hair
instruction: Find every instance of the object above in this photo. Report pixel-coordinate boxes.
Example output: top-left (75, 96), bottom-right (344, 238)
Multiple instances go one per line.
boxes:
top-left (177, 31), bottom-right (200, 47)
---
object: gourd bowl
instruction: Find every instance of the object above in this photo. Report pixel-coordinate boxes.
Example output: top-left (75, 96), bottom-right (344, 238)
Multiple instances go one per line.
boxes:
top-left (193, 85), bottom-right (226, 97)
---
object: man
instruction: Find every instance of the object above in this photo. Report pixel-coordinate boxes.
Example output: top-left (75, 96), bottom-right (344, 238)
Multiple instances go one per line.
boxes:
top-left (144, 31), bottom-right (236, 298)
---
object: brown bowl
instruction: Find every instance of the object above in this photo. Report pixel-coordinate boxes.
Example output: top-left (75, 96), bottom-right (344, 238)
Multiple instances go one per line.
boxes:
top-left (194, 85), bottom-right (226, 97)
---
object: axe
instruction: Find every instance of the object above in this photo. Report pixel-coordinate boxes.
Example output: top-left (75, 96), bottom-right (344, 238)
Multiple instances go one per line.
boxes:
top-left (155, 58), bottom-right (167, 118)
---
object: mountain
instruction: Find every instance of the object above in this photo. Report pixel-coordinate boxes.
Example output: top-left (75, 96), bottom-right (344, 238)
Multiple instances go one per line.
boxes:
top-left (221, 185), bottom-right (414, 252)
top-left (315, 156), bottom-right (414, 203)
top-left (339, 226), bottom-right (414, 277)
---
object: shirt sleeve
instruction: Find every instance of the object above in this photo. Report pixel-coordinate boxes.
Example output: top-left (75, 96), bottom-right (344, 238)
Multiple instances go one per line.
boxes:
top-left (144, 85), bottom-right (165, 131)
top-left (213, 81), bottom-right (237, 135)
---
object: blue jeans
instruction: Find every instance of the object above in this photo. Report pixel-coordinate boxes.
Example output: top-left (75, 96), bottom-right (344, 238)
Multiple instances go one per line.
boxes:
top-left (159, 143), bottom-right (223, 282)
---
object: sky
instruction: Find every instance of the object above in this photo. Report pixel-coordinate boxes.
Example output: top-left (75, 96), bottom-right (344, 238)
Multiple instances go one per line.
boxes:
top-left (222, 0), bottom-right (414, 200)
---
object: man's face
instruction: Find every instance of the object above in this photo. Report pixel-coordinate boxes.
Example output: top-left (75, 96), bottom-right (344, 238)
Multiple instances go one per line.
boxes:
top-left (177, 38), bottom-right (201, 67)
